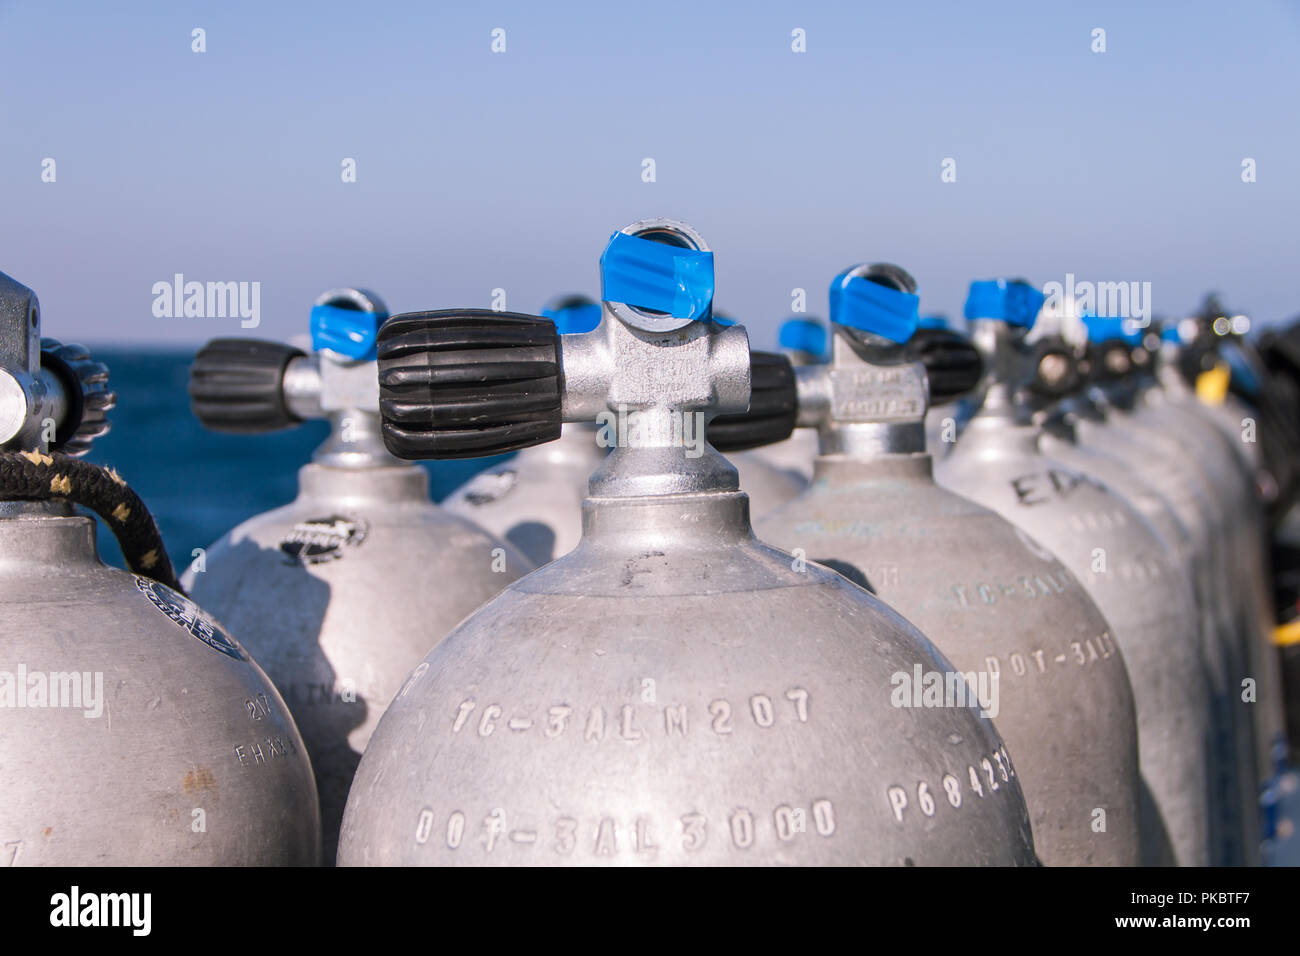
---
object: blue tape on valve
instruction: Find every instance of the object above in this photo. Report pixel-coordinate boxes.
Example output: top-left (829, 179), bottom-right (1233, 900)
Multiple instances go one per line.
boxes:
top-left (829, 272), bottom-right (920, 343)
top-left (310, 303), bottom-right (387, 360)
top-left (1082, 312), bottom-right (1145, 346)
top-left (778, 318), bottom-right (829, 358)
top-left (599, 231), bottom-right (714, 320)
top-left (542, 301), bottom-right (603, 335)
top-left (918, 315), bottom-right (950, 330)
top-left (964, 279), bottom-right (1046, 328)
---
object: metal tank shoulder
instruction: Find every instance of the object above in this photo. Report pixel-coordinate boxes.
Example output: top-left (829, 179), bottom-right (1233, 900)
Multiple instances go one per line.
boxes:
top-left (339, 492), bottom-right (1037, 866)
top-left (0, 513), bottom-right (320, 865)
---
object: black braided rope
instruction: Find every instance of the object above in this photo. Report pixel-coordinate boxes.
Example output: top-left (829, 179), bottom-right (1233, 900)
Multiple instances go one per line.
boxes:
top-left (0, 451), bottom-right (183, 593)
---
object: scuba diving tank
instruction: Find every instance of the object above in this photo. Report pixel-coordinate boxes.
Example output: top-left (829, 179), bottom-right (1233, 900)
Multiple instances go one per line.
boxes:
top-left (338, 219), bottom-right (1037, 866)
top-left (737, 317), bottom-right (826, 483)
top-left (185, 287), bottom-right (532, 860)
top-left (1167, 309), bottom-right (1276, 683)
top-left (935, 278), bottom-right (1212, 866)
top-left (441, 294), bottom-right (608, 566)
top-left (1140, 321), bottom-right (1287, 847)
top-left (744, 263), bottom-right (1140, 865)
top-left (1028, 324), bottom-right (1250, 865)
top-left (0, 271), bottom-right (320, 864)
top-left (710, 312), bottom-right (810, 517)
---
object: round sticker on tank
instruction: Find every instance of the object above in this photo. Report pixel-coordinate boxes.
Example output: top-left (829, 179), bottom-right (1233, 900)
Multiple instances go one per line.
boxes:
top-left (133, 576), bottom-right (246, 660)
top-left (278, 514), bottom-right (370, 566)
top-left (461, 469), bottom-right (518, 506)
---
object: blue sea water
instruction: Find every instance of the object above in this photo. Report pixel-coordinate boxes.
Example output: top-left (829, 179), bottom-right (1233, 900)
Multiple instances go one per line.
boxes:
top-left (82, 349), bottom-right (508, 573)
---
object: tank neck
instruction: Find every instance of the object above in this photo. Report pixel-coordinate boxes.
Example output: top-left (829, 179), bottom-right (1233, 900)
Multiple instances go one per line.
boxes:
top-left (966, 319), bottom-right (1033, 425)
top-left (813, 452), bottom-right (934, 484)
top-left (311, 410), bottom-right (405, 469)
top-left (806, 335), bottom-right (930, 455)
top-left (818, 421), bottom-right (927, 457)
top-left (0, 500), bottom-right (76, 518)
top-left (0, 513), bottom-right (103, 572)
top-left (951, 412), bottom-right (1043, 458)
top-left (579, 490), bottom-right (754, 550)
top-left (297, 460), bottom-right (430, 503)
top-left (586, 437), bottom-right (739, 499)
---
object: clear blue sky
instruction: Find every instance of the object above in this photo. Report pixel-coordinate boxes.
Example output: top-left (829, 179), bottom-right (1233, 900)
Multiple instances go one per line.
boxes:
top-left (2, 0), bottom-right (1297, 347)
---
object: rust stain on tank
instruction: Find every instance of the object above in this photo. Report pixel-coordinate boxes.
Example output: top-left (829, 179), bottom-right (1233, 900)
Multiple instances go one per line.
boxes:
top-left (182, 767), bottom-right (217, 795)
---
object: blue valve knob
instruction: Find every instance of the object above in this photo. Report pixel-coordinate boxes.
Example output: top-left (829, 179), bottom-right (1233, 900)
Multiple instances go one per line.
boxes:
top-left (778, 317), bottom-right (829, 359)
top-left (964, 279), bottom-right (1045, 328)
top-left (598, 231), bottom-right (714, 320)
top-left (1081, 312), bottom-right (1144, 346)
top-left (829, 270), bottom-right (920, 344)
top-left (541, 296), bottom-right (602, 335)
top-left (310, 303), bottom-right (387, 360)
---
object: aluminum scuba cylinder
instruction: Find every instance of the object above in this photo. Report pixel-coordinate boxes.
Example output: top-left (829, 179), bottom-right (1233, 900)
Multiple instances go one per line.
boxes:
top-left (1142, 323), bottom-right (1288, 829)
top-left (441, 294), bottom-right (608, 566)
top-left (338, 219), bottom-right (1037, 866)
top-left (1088, 324), bottom-right (1268, 861)
top-left (1081, 323), bottom-right (1268, 863)
top-left (184, 287), bottom-right (532, 860)
top-left (747, 263), bottom-right (1140, 865)
top-left (935, 278), bottom-right (1212, 866)
top-left (1028, 325), bottom-right (1250, 865)
top-left (0, 271), bottom-right (320, 865)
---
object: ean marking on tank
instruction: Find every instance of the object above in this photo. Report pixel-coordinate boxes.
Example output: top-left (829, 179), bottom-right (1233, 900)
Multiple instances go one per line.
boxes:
top-left (461, 469), bottom-right (518, 506)
top-left (449, 688), bottom-right (812, 741)
top-left (278, 513), bottom-right (370, 566)
top-left (887, 746), bottom-right (1017, 824)
top-left (412, 799), bottom-right (837, 855)
top-left (1008, 468), bottom-right (1107, 506)
top-left (133, 576), bottom-right (245, 660)
top-left (234, 735), bottom-right (299, 769)
top-left (1, 840), bottom-right (21, 866)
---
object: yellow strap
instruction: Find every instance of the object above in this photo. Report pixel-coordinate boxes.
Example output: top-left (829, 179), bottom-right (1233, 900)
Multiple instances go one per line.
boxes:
top-left (1274, 619), bottom-right (1300, 647)
top-left (1197, 360), bottom-right (1231, 405)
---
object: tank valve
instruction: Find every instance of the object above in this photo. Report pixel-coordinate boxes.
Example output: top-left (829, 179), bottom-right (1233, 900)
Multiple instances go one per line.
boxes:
top-left (188, 288), bottom-right (394, 467)
top-left (0, 271), bottom-right (179, 589)
top-left (377, 219), bottom-right (752, 500)
top-left (702, 263), bottom-right (985, 455)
